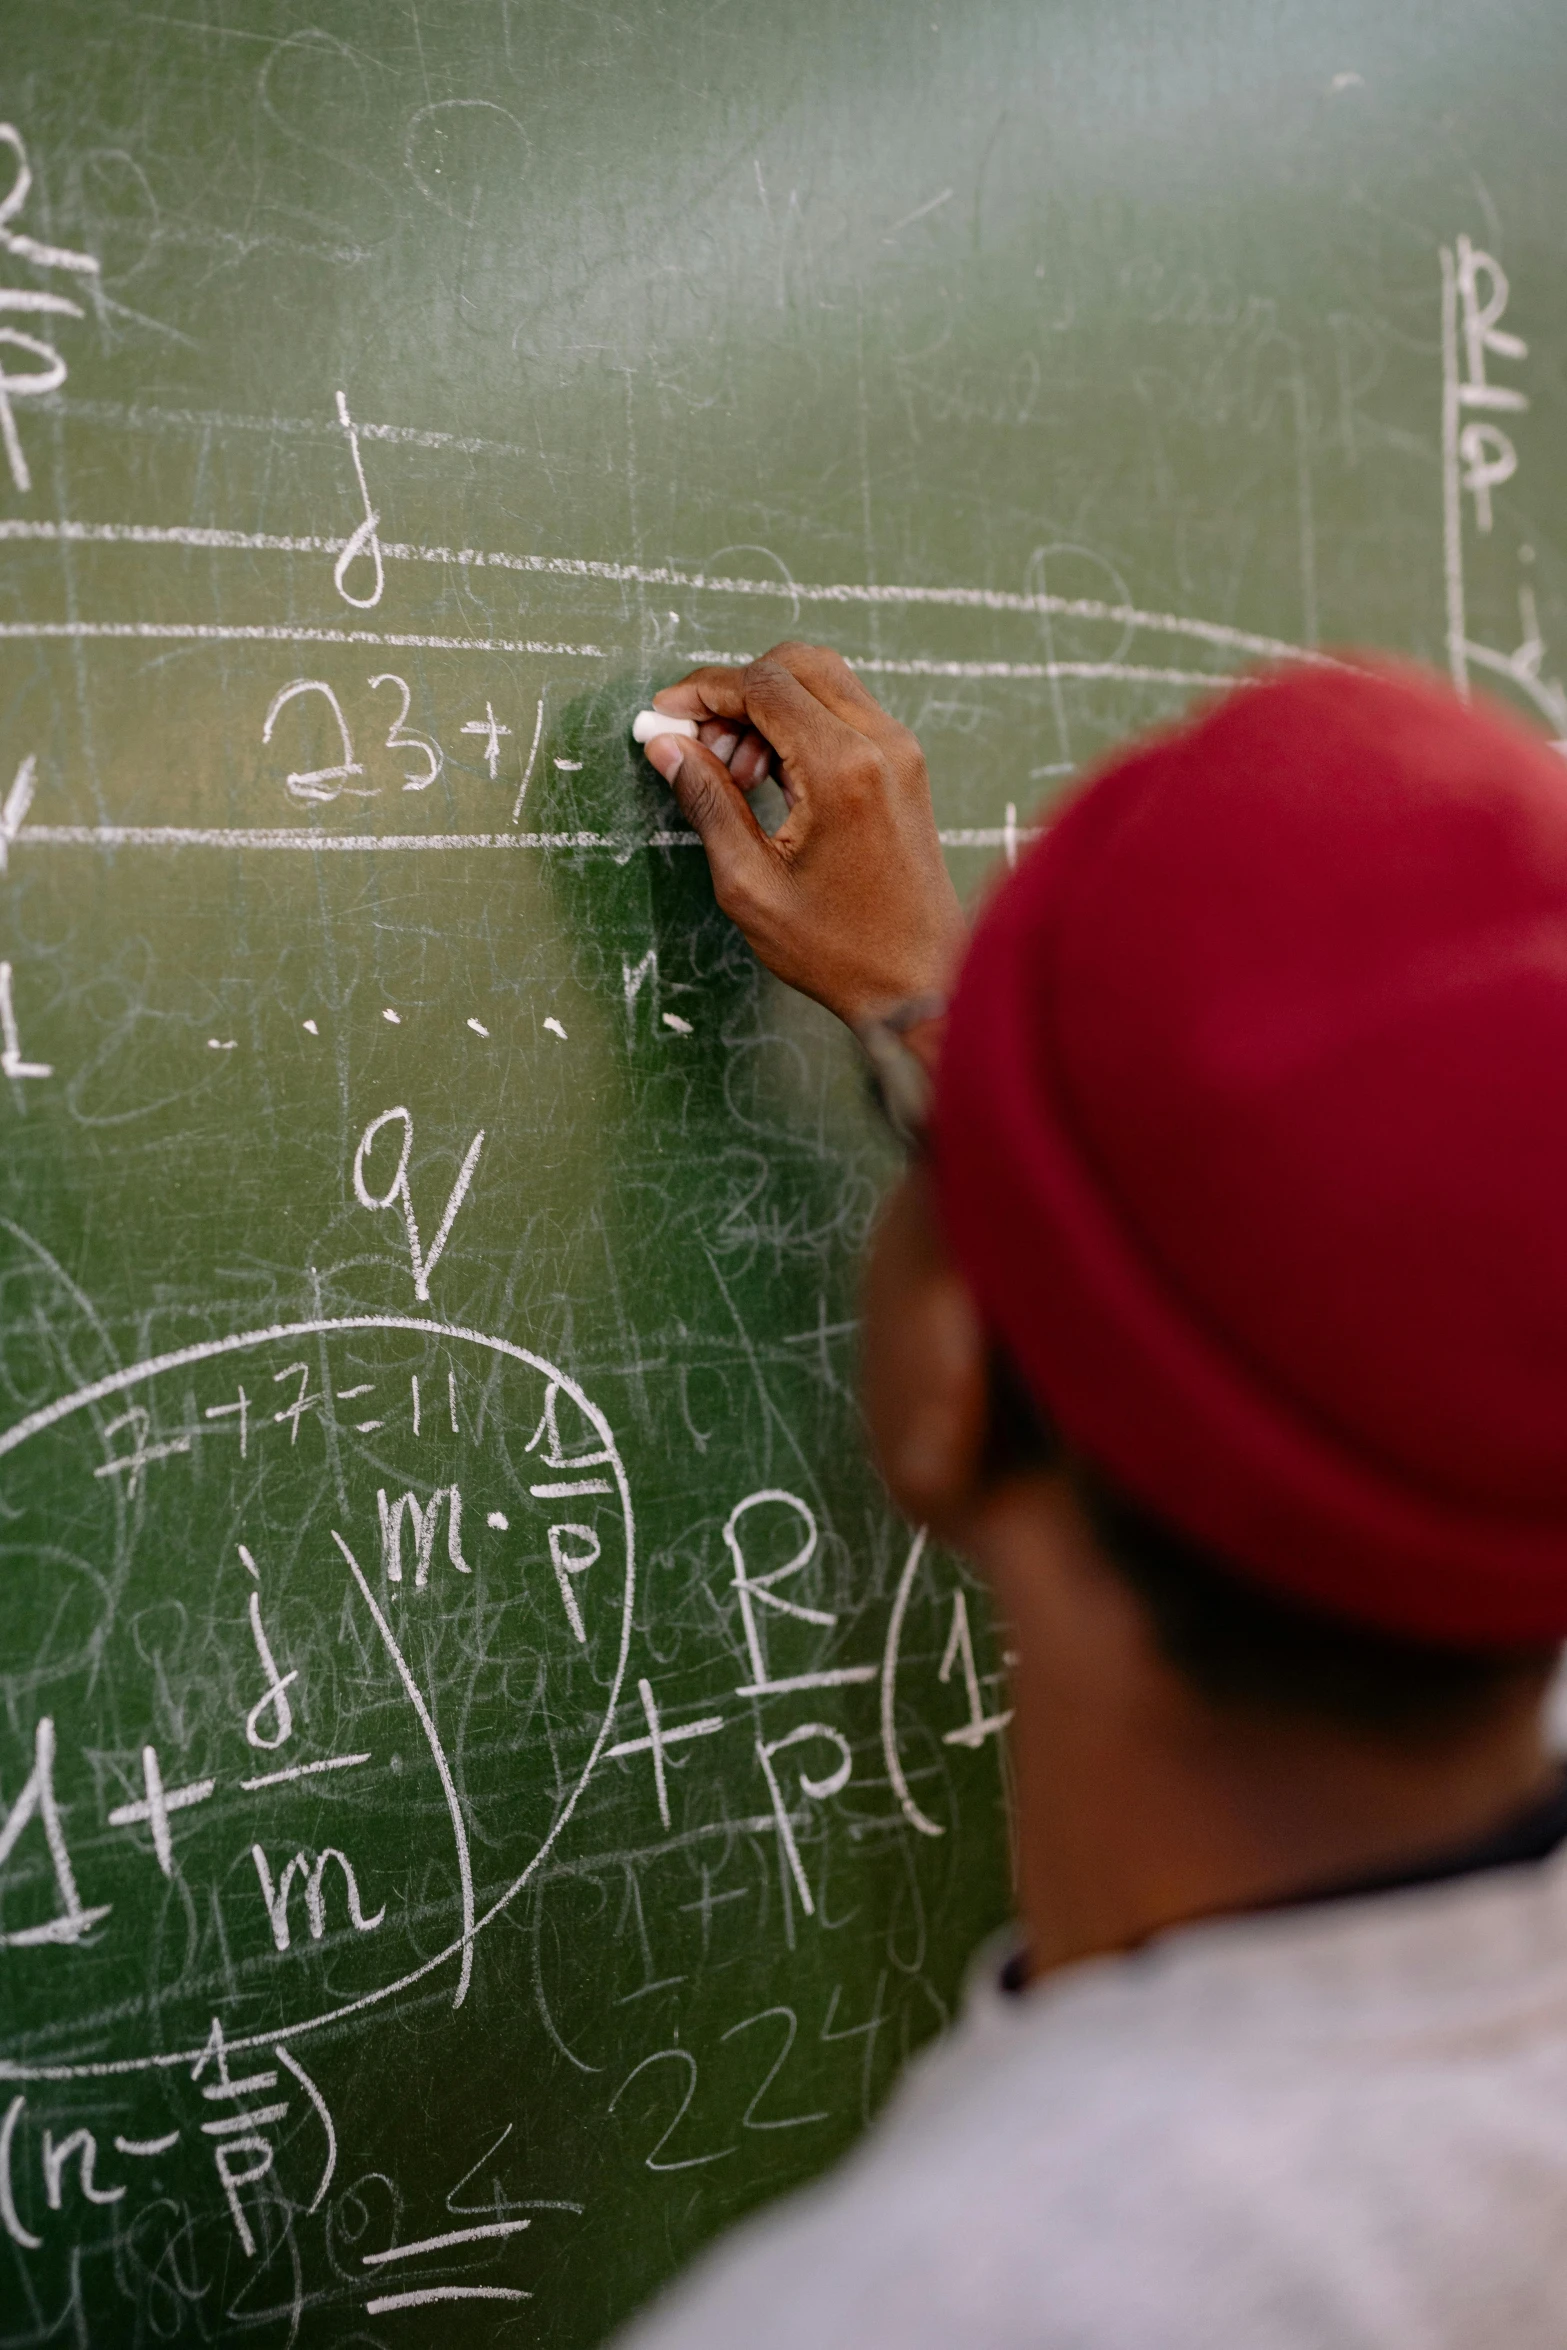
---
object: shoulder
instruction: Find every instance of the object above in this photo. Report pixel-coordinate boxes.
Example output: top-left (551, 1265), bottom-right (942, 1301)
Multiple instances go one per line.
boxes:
top-left (613, 1871), bottom-right (1567, 2350)
top-left (609, 1958), bottom-right (1300, 2350)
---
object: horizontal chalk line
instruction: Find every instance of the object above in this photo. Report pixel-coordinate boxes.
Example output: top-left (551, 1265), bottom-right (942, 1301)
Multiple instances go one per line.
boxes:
top-left (0, 515), bottom-right (1310, 664)
top-left (683, 649), bottom-right (1236, 686)
top-left (16, 824), bottom-right (1036, 853)
top-left (363, 2219), bottom-right (532, 2265)
top-left (19, 826), bottom-right (633, 850)
top-left (735, 1665), bottom-right (879, 1696)
top-left (0, 621), bottom-right (608, 658)
top-left (239, 1752), bottom-right (372, 1790)
top-left (366, 2287), bottom-right (530, 2312)
top-left (49, 393), bottom-right (525, 458)
top-left (854, 658), bottom-right (1233, 686)
top-left (0, 624), bottom-right (1226, 687)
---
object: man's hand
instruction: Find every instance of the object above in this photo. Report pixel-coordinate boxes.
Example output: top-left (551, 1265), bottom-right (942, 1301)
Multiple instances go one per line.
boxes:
top-left (640, 642), bottom-right (966, 1033)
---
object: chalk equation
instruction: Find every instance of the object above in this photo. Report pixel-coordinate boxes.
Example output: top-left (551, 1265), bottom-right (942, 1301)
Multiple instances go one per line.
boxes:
top-left (2, 2015), bottom-right (334, 2263)
top-left (1442, 234), bottom-right (1567, 744)
top-left (1, 2015), bottom-right (577, 2313)
top-left (0, 1298), bottom-right (1007, 2278)
top-left (260, 672), bottom-right (550, 803)
top-left (0, 1112), bottom-right (1008, 2286)
top-left (0, 1320), bottom-right (637, 2037)
top-left (0, 347), bottom-right (1313, 872)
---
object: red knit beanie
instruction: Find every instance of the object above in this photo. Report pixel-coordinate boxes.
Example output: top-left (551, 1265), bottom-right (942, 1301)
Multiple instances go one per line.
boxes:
top-left (932, 660), bottom-right (1567, 1644)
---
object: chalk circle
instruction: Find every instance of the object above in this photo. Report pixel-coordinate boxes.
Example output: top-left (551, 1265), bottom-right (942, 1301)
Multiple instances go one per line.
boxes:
top-left (257, 29), bottom-right (375, 156)
top-left (1023, 542), bottom-right (1139, 670)
top-left (0, 1316), bottom-right (635, 2081)
top-left (403, 99), bottom-right (531, 225)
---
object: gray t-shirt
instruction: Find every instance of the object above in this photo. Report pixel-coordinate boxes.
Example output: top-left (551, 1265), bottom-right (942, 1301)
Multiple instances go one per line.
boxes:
top-left (613, 1840), bottom-right (1567, 2348)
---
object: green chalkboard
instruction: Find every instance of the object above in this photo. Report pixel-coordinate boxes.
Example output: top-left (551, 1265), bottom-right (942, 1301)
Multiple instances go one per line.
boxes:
top-left (3, 1), bottom-right (1566, 2340)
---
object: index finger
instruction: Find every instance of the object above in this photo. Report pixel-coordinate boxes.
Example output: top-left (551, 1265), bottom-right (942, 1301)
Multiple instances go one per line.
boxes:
top-left (656, 655), bottom-right (863, 781)
top-left (654, 643), bottom-right (900, 743)
top-left (652, 664), bottom-right (746, 723)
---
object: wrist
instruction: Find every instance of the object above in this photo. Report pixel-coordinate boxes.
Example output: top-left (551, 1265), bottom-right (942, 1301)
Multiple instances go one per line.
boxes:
top-left (854, 995), bottom-right (947, 1148)
top-left (895, 1004), bottom-right (947, 1079)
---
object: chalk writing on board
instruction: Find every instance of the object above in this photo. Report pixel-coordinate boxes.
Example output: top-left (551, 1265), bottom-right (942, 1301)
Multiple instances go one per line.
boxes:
top-left (250, 1844), bottom-right (386, 1952)
top-left (262, 677), bottom-right (369, 803)
top-left (939, 1591), bottom-right (1014, 1749)
top-left (0, 1717), bottom-right (112, 1948)
top-left (0, 1294), bottom-right (1004, 2265)
top-left (0, 1318), bottom-right (637, 2055)
top-left (0, 506), bottom-right (1308, 658)
top-left (352, 1106), bottom-right (485, 1303)
top-left (1441, 233), bottom-right (1567, 743)
top-left (0, 479), bottom-right (1308, 865)
top-left (105, 1745), bottom-right (216, 1879)
top-left (0, 958), bottom-right (51, 1080)
top-left (607, 1680), bottom-right (726, 1830)
top-left (755, 1724), bottom-right (854, 1918)
top-left (513, 690), bottom-right (549, 817)
top-left (0, 752), bottom-right (35, 873)
top-left (243, 1588), bottom-right (297, 1749)
top-left (332, 388), bottom-right (385, 610)
top-left (0, 124), bottom-right (98, 495)
top-left (461, 699), bottom-right (512, 779)
top-left (262, 674), bottom-right (463, 801)
top-left (369, 669), bottom-right (444, 789)
top-left (726, 1489), bottom-right (878, 1698)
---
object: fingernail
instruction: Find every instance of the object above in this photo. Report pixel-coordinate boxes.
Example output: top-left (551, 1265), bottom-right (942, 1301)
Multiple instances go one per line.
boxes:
top-left (644, 733), bottom-right (684, 782)
top-left (709, 732), bottom-right (739, 765)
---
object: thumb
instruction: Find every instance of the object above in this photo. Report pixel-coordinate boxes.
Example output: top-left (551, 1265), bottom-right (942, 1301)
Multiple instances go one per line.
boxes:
top-left (645, 732), bottom-right (774, 903)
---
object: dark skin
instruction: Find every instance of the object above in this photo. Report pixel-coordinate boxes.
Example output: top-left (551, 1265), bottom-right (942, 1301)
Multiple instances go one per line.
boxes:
top-left (645, 644), bottom-right (1557, 1979)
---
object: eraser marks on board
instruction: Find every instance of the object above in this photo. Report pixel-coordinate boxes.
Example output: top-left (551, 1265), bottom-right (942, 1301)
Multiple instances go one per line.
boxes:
top-left (631, 710), bottom-right (698, 745)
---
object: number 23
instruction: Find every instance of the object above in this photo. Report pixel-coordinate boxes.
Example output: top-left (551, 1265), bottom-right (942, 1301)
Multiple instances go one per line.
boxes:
top-left (262, 673), bottom-right (443, 801)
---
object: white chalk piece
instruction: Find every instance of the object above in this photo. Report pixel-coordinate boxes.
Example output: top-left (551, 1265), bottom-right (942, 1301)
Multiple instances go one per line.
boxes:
top-left (631, 710), bottom-right (698, 745)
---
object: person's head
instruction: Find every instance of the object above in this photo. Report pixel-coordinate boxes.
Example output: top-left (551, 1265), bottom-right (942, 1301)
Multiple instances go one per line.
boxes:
top-left (860, 663), bottom-right (1567, 1885)
top-left (861, 1159), bottom-right (1557, 1745)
